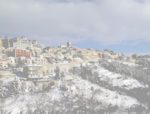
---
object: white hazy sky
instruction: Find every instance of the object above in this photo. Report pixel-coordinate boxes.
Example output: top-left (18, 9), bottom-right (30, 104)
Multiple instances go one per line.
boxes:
top-left (0, 0), bottom-right (150, 53)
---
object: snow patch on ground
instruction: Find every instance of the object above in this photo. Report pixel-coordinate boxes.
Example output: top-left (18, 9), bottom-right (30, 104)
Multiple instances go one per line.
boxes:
top-left (64, 75), bottom-right (140, 108)
top-left (94, 66), bottom-right (148, 90)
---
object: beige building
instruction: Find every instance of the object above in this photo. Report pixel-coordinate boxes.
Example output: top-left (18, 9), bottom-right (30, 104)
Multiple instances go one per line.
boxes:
top-left (23, 64), bottom-right (42, 78)
top-left (23, 64), bottom-right (56, 78)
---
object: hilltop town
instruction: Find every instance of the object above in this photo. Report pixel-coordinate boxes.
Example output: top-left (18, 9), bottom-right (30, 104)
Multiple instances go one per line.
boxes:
top-left (0, 36), bottom-right (128, 79)
top-left (0, 37), bottom-right (150, 114)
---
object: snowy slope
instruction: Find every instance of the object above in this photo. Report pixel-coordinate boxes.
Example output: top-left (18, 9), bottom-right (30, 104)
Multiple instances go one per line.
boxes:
top-left (94, 66), bottom-right (148, 90)
top-left (0, 73), bottom-right (142, 114)
top-left (64, 75), bottom-right (140, 108)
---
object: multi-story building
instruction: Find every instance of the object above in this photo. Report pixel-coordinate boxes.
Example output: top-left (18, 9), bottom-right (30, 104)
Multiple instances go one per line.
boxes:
top-left (11, 37), bottom-right (41, 49)
top-left (11, 37), bottom-right (32, 49)
top-left (0, 39), bottom-right (3, 48)
top-left (23, 64), bottom-right (42, 78)
top-left (2, 38), bottom-right (13, 48)
top-left (12, 49), bottom-right (31, 58)
top-left (23, 64), bottom-right (55, 78)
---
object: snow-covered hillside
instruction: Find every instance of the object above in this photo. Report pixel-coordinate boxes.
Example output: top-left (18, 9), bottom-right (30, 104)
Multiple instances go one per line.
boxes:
top-left (0, 64), bottom-right (149, 114)
top-left (1, 48), bottom-right (150, 114)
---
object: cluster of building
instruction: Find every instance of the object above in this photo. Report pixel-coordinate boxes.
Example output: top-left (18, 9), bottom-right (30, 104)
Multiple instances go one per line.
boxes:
top-left (0, 36), bottom-right (136, 79)
top-left (0, 37), bottom-right (75, 78)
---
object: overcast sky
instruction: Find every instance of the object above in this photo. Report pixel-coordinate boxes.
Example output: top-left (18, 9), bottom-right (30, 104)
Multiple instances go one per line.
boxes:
top-left (0, 0), bottom-right (150, 53)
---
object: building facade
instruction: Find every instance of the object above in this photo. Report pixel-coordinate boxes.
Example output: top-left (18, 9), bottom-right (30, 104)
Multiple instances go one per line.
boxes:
top-left (13, 49), bottom-right (31, 58)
